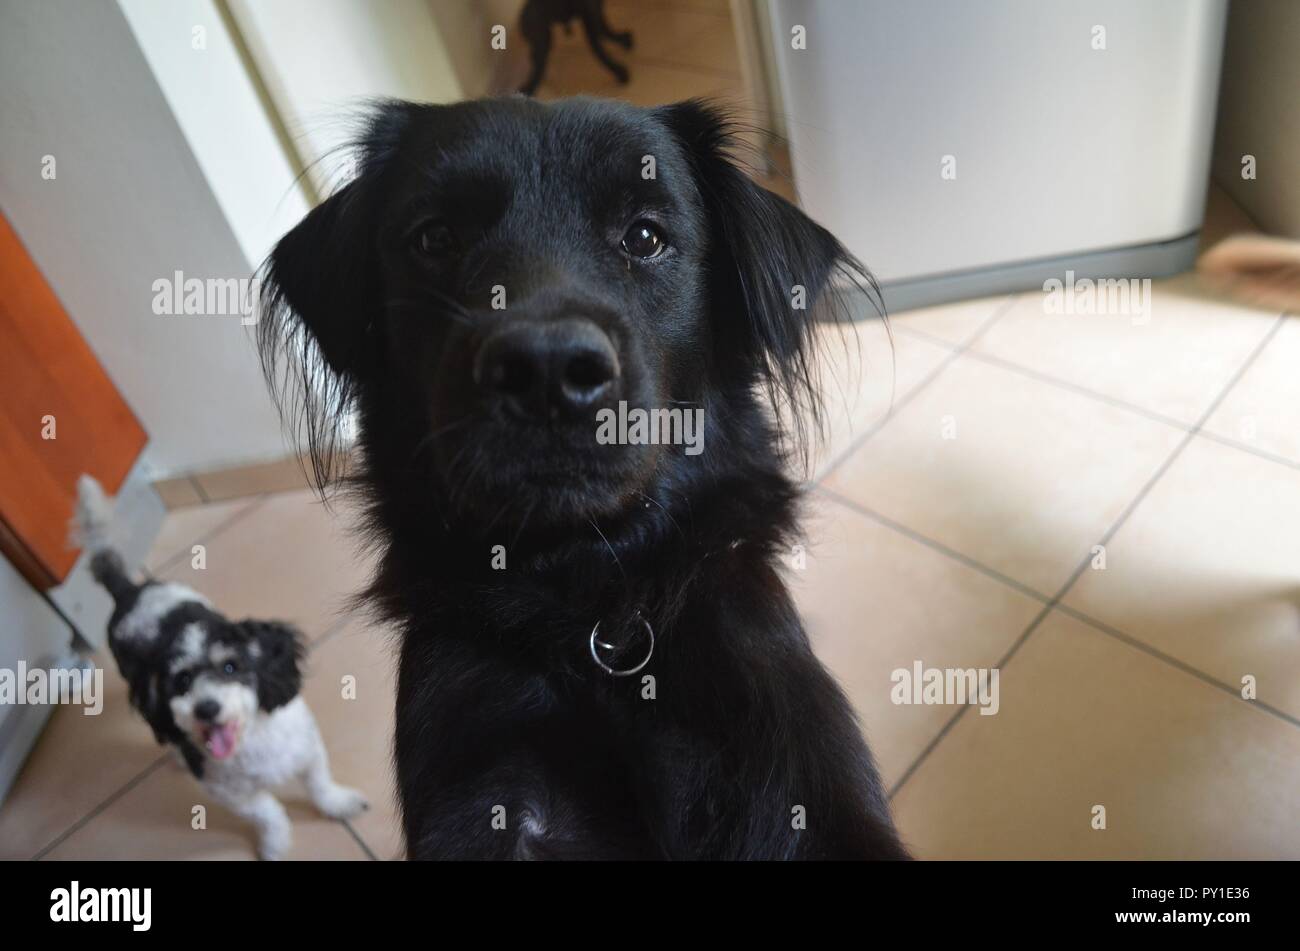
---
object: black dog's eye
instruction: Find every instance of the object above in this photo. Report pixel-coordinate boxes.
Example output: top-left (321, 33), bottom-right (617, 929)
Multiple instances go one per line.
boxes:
top-left (174, 671), bottom-right (193, 693)
top-left (412, 220), bottom-right (456, 258)
top-left (222, 661), bottom-right (238, 676)
top-left (621, 221), bottom-right (665, 259)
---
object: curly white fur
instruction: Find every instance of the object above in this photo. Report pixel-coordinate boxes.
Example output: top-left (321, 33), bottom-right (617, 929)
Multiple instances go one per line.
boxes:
top-left (198, 697), bottom-right (369, 860)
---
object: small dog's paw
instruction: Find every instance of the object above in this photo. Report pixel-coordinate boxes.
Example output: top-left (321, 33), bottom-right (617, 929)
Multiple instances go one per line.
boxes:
top-left (258, 826), bottom-right (291, 861)
top-left (319, 786), bottom-right (370, 820)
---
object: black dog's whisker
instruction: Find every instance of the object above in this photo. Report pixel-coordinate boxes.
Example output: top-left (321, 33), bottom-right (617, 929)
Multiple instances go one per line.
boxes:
top-left (481, 496), bottom-right (515, 538)
top-left (636, 490), bottom-right (685, 540)
top-left (383, 295), bottom-right (475, 328)
top-left (409, 417), bottom-right (472, 464)
top-left (441, 438), bottom-right (475, 486)
top-left (440, 444), bottom-right (473, 505)
top-left (587, 517), bottom-right (625, 582)
top-left (447, 446), bottom-right (490, 514)
top-left (509, 497), bottom-right (537, 551)
top-left (462, 254), bottom-right (493, 297)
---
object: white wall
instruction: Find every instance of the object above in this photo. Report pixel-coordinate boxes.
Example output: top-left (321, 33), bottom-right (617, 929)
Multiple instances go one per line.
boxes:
top-left (425, 0), bottom-right (496, 98)
top-left (118, 0), bottom-right (313, 268)
top-left (227, 0), bottom-right (464, 195)
top-left (0, 0), bottom-right (291, 478)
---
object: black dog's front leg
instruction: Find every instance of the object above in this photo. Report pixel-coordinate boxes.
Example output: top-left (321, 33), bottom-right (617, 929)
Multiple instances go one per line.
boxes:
top-left (405, 791), bottom-right (653, 860)
top-left (646, 577), bottom-right (911, 860)
top-left (403, 782), bottom-right (546, 860)
top-left (401, 751), bottom-right (658, 860)
top-left (396, 634), bottom-right (658, 859)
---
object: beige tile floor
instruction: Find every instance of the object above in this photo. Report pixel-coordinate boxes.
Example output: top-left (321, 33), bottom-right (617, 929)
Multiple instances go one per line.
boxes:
top-left (6, 5), bottom-right (1298, 862)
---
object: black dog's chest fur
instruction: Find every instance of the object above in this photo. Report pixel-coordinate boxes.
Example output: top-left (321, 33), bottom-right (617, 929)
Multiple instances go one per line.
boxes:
top-left (383, 478), bottom-right (906, 860)
top-left (398, 633), bottom-right (656, 859)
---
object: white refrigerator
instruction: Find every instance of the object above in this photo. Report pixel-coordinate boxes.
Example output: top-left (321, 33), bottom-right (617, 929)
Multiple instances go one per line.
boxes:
top-left (767, 0), bottom-right (1229, 310)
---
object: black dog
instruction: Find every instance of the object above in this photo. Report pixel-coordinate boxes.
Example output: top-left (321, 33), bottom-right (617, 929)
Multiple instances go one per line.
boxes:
top-left (519, 0), bottom-right (633, 95)
top-left (259, 96), bottom-right (908, 859)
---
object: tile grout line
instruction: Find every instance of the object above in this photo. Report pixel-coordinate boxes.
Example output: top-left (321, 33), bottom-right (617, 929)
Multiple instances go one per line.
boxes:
top-left (813, 484), bottom-right (1055, 605)
top-left (885, 322), bottom-right (962, 351)
top-left (32, 754), bottom-right (169, 860)
top-left (955, 347), bottom-right (1194, 432)
top-left (886, 599), bottom-right (1056, 801)
top-left (1053, 603), bottom-right (1300, 730)
top-left (342, 817), bottom-right (380, 861)
top-left (815, 483), bottom-right (1300, 735)
top-left (818, 294), bottom-right (1020, 483)
top-left (310, 608), bottom-right (393, 862)
top-left (150, 495), bottom-right (269, 577)
top-left (308, 606), bottom-right (364, 653)
top-left (1111, 310), bottom-right (1286, 501)
top-left (884, 312), bottom-right (1290, 800)
top-left (188, 475), bottom-right (211, 505)
top-left (1196, 428), bottom-right (1300, 473)
top-left (893, 313), bottom-right (1300, 478)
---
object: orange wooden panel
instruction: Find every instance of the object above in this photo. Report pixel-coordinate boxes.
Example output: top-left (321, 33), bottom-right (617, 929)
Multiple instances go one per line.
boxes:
top-left (0, 211), bottom-right (147, 588)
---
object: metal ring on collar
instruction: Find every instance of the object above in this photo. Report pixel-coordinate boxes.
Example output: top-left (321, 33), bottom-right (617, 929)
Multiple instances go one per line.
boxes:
top-left (589, 613), bottom-right (655, 677)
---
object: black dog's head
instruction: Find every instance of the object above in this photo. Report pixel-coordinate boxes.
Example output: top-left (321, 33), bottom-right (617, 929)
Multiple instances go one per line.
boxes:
top-left (260, 97), bottom-right (878, 534)
top-left (126, 603), bottom-right (304, 762)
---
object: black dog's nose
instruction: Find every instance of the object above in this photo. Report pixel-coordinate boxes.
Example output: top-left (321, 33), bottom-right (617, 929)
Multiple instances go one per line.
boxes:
top-left (474, 319), bottom-right (619, 420)
top-left (194, 699), bottom-right (221, 722)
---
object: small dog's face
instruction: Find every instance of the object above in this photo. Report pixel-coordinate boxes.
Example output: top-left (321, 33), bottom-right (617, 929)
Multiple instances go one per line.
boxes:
top-left (142, 610), bottom-right (303, 761)
top-left (166, 623), bottom-right (260, 759)
top-left (262, 97), bottom-right (868, 531)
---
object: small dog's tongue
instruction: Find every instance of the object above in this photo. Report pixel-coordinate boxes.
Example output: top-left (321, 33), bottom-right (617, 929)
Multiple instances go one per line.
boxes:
top-left (205, 723), bottom-right (237, 759)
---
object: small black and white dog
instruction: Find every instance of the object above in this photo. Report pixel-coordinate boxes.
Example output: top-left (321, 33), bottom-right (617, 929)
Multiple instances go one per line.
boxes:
top-left (74, 476), bottom-right (368, 860)
top-left (259, 96), bottom-right (908, 859)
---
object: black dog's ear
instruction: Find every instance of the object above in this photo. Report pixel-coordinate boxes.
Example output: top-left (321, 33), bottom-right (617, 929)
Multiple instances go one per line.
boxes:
top-left (241, 620), bottom-right (305, 712)
top-left (261, 178), bottom-right (376, 378)
top-left (658, 99), bottom-right (884, 452)
top-left (258, 99), bottom-right (417, 488)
